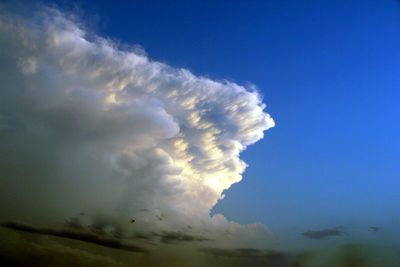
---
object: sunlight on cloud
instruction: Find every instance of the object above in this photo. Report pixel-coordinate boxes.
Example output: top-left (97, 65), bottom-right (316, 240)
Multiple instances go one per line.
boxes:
top-left (0, 4), bottom-right (274, 250)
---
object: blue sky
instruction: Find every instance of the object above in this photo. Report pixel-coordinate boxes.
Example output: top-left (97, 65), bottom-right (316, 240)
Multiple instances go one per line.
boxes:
top-left (39, 0), bottom-right (400, 248)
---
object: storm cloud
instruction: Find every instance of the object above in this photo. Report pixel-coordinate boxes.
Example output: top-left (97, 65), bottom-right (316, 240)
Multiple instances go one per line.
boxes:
top-left (0, 2), bottom-right (274, 251)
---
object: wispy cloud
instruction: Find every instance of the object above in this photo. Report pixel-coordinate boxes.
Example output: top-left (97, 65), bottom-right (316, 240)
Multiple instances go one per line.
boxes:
top-left (302, 226), bottom-right (347, 240)
top-left (370, 226), bottom-right (380, 232)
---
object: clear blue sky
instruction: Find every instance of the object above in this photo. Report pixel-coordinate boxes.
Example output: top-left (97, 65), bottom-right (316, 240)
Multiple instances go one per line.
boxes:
top-left (42, 0), bottom-right (400, 248)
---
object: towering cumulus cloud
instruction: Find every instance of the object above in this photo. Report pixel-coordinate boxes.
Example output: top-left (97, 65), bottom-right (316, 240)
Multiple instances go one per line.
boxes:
top-left (0, 4), bottom-right (274, 251)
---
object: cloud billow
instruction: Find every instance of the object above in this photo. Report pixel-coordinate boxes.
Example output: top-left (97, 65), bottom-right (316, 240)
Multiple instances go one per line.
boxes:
top-left (0, 3), bottom-right (274, 249)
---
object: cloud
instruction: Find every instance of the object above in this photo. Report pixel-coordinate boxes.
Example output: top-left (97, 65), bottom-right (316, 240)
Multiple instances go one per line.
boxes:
top-left (3, 223), bottom-right (400, 267)
top-left (302, 226), bottom-right (347, 240)
top-left (0, 2), bottom-right (274, 252)
top-left (154, 231), bottom-right (210, 244)
top-left (131, 230), bottom-right (210, 244)
top-left (370, 226), bottom-right (380, 232)
top-left (2, 221), bottom-right (148, 253)
top-left (0, 225), bottom-right (136, 266)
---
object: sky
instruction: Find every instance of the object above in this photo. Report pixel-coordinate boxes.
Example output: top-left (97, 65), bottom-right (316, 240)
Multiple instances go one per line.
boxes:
top-left (1, 0), bottom-right (400, 266)
top-left (42, 0), bottom-right (400, 246)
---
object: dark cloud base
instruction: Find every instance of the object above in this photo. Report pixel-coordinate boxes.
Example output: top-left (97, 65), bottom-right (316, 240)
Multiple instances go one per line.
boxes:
top-left (2, 222), bottom-right (148, 253)
top-left (302, 226), bottom-right (347, 240)
top-left (152, 231), bottom-right (210, 244)
top-left (1, 225), bottom-right (400, 267)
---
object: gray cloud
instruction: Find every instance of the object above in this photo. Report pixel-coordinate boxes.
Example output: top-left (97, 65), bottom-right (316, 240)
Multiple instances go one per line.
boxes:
top-left (130, 230), bottom-right (211, 245)
top-left (2, 221), bottom-right (147, 253)
top-left (155, 231), bottom-right (210, 244)
top-left (302, 226), bottom-right (347, 240)
top-left (370, 226), bottom-right (380, 232)
top-left (130, 230), bottom-right (210, 244)
top-left (2, 223), bottom-right (400, 267)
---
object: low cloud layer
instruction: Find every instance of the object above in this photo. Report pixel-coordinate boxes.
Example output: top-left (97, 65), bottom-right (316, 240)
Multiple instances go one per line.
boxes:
top-left (2, 222), bottom-right (148, 253)
top-left (302, 227), bottom-right (347, 240)
top-left (0, 2), bottom-right (274, 252)
top-left (2, 224), bottom-right (398, 267)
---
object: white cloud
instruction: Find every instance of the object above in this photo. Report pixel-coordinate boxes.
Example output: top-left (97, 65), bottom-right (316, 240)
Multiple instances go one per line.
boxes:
top-left (0, 4), bottom-right (275, 249)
